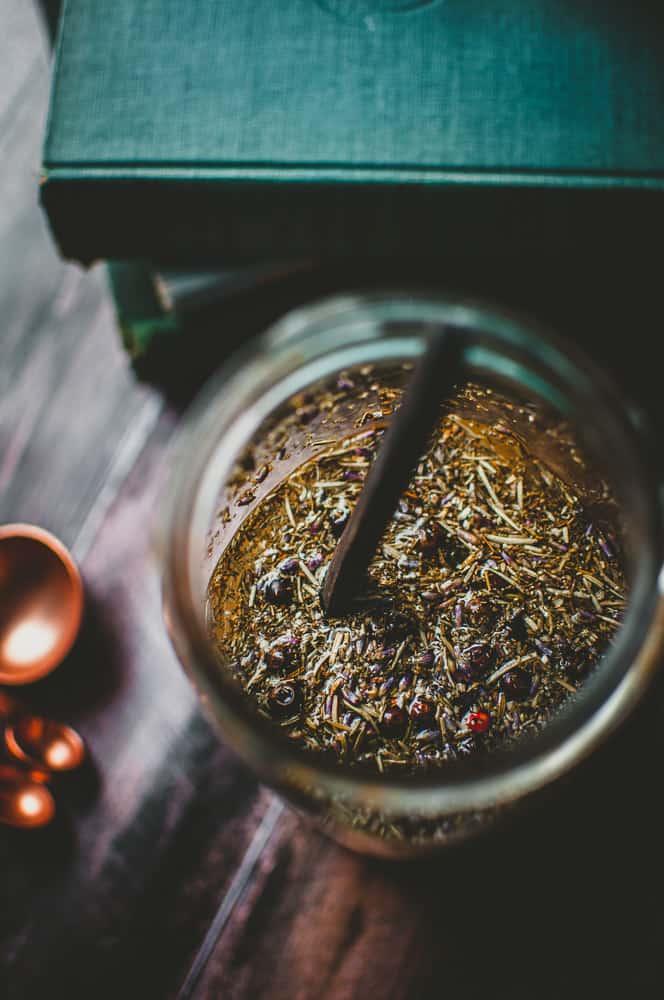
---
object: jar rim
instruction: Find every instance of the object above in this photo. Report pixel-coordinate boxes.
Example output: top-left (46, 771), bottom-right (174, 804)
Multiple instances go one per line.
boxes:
top-left (162, 291), bottom-right (664, 815)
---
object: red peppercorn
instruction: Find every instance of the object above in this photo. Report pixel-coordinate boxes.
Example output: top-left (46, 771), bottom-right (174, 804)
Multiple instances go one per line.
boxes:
top-left (382, 704), bottom-right (408, 736)
top-left (466, 711), bottom-right (490, 734)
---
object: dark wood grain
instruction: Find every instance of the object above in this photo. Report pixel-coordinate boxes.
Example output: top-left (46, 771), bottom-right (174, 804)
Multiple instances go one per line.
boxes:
top-left (188, 685), bottom-right (664, 1000)
top-left (1, 7), bottom-right (267, 996)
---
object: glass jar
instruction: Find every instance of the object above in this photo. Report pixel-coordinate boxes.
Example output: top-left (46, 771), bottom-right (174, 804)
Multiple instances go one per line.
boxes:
top-left (161, 293), bottom-right (664, 857)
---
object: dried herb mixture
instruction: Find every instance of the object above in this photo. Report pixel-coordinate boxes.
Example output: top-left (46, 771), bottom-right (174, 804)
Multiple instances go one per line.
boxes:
top-left (207, 382), bottom-right (627, 774)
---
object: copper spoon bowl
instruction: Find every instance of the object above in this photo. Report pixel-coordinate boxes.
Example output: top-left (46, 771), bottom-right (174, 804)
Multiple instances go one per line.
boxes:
top-left (5, 713), bottom-right (85, 772)
top-left (0, 764), bottom-right (55, 828)
top-left (0, 524), bottom-right (83, 684)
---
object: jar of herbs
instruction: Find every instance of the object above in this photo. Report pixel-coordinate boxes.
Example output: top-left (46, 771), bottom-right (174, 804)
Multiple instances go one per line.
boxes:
top-left (161, 294), bottom-right (664, 856)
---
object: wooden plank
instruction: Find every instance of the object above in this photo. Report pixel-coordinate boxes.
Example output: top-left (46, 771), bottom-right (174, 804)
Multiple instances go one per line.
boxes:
top-left (0, 412), bottom-right (267, 998)
top-left (190, 689), bottom-right (664, 999)
top-left (1, 8), bottom-right (268, 993)
top-left (0, 0), bottom-right (49, 128)
top-left (0, 0), bottom-right (163, 549)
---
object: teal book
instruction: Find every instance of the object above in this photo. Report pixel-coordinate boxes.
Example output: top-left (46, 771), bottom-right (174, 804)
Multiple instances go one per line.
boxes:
top-left (41, 0), bottom-right (664, 264)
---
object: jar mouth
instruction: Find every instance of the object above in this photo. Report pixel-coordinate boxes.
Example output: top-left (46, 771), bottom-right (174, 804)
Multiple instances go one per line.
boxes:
top-left (163, 292), bottom-right (664, 815)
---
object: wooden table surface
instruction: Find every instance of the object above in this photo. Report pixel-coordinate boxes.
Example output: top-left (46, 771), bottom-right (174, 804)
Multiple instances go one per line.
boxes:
top-left (3, 4), bottom-right (664, 998)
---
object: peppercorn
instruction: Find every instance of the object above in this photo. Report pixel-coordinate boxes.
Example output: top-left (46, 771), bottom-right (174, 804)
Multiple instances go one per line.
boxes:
top-left (267, 682), bottom-right (301, 718)
top-left (455, 642), bottom-right (493, 682)
top-left (464, 597), bottom-right (497, 630)
top-left (261, 577), bottom-right (293, 606)
top-left (466, 710), bottom-right (490, 734)
top-left (409, 699), bottom-right (436, 728)
top-left (382, 704), bottom-right (408, 736)
top-left (329, 509), bottom-right (349, 538)
top-left (441, 537), bottom-right (467, 567)
top-left (501, 668), bottom-right (531, 701)
top-left (266, 635), bottom-right (300, 671)
top-left (506, 610), bottom-right (528, 641)
top-left (416, 522), bottom-right (444, 556)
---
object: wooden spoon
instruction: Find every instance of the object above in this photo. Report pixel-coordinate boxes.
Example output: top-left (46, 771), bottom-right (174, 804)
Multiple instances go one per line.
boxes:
top-left (321, 328), bottom-right (463, 616)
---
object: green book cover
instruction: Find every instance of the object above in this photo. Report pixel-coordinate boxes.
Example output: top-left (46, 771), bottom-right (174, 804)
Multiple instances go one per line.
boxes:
top-left (42, 0), bottom-right (664, 263)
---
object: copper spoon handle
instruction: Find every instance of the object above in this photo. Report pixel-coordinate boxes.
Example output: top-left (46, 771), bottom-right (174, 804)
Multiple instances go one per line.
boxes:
top-left (321, 328), bottom-right (463, 616)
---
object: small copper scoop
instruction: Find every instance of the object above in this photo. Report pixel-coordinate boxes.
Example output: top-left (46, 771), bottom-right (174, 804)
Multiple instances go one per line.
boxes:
top-left (0, 524), bottom-right (83, 684)
top-left (0, 764), bottom-right (55, 828)
top-left (0, 691), bottom-right (85, 773)
top-left (5, 713), bottom-right (85, 773)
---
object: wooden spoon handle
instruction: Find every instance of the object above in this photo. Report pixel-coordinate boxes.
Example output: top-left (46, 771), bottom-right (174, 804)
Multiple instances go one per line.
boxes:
top-left (321, 328), bottom-right (463, 616)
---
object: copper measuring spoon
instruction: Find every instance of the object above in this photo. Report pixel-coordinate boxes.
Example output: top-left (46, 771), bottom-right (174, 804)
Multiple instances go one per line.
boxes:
top-left (4, 712), bottom-right (85, 773)
top-left (0, 764), bottom-right (55, 828)
top-left (0, 691), bottom-right (85, 774)
top-left (0, 523), bottom-right (84, 685)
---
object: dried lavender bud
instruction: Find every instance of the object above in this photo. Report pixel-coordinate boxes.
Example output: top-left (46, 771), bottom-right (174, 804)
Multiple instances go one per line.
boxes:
top-left (415, 728), bottom-right (439, 745)
top-left (254, 464), bottom-right (270, 483)
top-left (501, 668), bottom-right (531, 701)
top-left (343, 469), bottom-right (364, 483)
top-left (382, 705), bottom-right (408, 736)
top-left (307, 552), bottom-right (323, 571)
top-left (379, 676), bottom-right (396, 696)
top-left (236, 489), bottom-right (256, 507)
top-left (418, 650), bottom-right (435, 669)
top-left (279, 557), bottom-right (300, 576)
top-left (353, 447), bottom-right (373, 460)
top-left (421, 590), bottom-right (442, 605)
